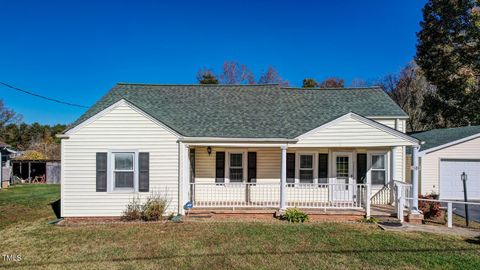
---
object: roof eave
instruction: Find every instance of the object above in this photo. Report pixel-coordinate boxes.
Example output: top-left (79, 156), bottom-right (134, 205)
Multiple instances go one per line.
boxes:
top-left (179, 137), bottom-right (298, 143)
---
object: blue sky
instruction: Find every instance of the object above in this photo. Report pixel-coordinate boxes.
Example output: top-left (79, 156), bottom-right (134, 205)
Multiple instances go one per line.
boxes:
top-left (0, 0), bottom-right (426, 125)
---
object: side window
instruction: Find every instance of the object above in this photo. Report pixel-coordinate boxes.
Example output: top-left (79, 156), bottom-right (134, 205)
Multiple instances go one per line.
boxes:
top-left (113, 152), bottom-right (135, 189)
top-left (371, 154), bottom-right (387, 185)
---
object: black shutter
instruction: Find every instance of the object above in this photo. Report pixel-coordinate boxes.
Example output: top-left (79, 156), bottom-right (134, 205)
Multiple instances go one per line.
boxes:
top-left (357, 153), bottom-right (367, 184)
top-left (96, 153), bottom-right (107, 192)
top-left (286, 153), bottom-right (295, 183)
top-left (248, 152), bottom-right (257, 183)
top-left (215, 152), bottom-right (225, 183)
top-left (139, 152), bottom-right (149, 192)
top-left (318, 153), bottom-right (328, 184)
top-left (189, 149), bottom-right (195, 183)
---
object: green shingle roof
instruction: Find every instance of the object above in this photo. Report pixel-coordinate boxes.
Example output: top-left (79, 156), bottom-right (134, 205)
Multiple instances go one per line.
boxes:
top-left (410, 125), bottom-right (480, 152)
top-left (68, 83), bottom-right (407, 138)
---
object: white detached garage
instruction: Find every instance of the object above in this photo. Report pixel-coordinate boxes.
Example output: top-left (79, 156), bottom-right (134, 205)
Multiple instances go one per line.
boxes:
top-left (410, 126), bottom-right (480, 200)
top-left (439, 160), bottom-right (480, 200)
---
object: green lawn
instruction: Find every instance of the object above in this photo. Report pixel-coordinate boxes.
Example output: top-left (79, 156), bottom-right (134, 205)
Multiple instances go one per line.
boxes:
top-left (0, 184), bottom-right (60, 229)
top-left (1, 185), bottom-right (480, 269)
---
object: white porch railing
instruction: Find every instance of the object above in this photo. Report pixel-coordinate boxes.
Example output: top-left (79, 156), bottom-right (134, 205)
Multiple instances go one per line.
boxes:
top-left (393, 180), bottom-right (413, 221)
top-left (286, 183), bottom-right (367, 209)
top-left (190, 183), bottom-right (368, 210)
top-left (371, 185), bottom-right (392, 205)
top-left (191, 183), bottom-right (280, 208)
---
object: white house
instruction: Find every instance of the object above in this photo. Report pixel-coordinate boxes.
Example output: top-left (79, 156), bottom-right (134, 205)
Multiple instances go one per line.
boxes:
top-left (59, 83), bottom-right (420, 218)
top-left (410, 126), bottom-right (480, 200)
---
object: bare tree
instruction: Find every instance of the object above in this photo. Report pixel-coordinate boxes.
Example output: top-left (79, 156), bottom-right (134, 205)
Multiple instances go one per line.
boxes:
top-left (258, 66), bottom-right (289, 86)
top-left (379, 62), bottom-right (436, 132)
top-left (349, 78), bottom-right (368, 87)
top-left (0, 100), bottom-right (22, 129)
top-left (318, 77), bottom-right (344, 88)
top-left (220, 61), bottom-right (255, 84)
top-left (27, 135), bottom-right (61, 160)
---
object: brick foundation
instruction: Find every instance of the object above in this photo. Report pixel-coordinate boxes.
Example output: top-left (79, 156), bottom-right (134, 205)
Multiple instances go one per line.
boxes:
top-left (406, 213), bottom-right (424, 224)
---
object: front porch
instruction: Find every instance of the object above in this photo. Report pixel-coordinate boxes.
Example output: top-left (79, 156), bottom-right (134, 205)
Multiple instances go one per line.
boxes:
top-left (182, 144), bottom-right (407, 216)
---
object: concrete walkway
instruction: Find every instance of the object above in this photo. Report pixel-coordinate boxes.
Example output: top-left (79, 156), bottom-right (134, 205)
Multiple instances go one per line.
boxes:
top-left (378, 222), bottom-right (480, 238)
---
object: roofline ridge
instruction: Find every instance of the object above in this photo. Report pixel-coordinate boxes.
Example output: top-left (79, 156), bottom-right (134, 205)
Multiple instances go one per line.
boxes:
top-left (116, 82), bottom-right (281, 87)
top-left (280, 85), bottom-right (383, 91)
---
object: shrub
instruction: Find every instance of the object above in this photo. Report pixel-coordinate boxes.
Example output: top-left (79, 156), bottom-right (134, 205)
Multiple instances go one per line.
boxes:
top-left (282, 208), bottom-right (309, 223)
top-left (141, 193), bottom-right (168, 221)
top-left (418, 194), bottom-right (442, 219)
top-left (121, 196), bottom-right (142, 221)
top-left (360, 217), bottom-right (379, 223)
top-left (170, 214), bottom-right (183, 223)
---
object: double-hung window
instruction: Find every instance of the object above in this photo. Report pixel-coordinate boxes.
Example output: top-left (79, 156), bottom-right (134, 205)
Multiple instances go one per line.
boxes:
top-left (299, 154), bottom-right (314, 183)
top-left (371, 154), bottom-right (387, 185)
top-left (229, 153), bottom-right (243, 183)
top-left (113, 152), bottom-right (135, 189)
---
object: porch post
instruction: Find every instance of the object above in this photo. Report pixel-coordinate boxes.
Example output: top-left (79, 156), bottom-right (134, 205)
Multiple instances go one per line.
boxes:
top-left (366, 182), bottom-right (371, 218)
top-left (180, 143), bottom-right (190, 215)
top-left (411, 145), bottom-right (420, 213)
top-left (390, 146), bottom-right (398, 204)
top-left (280, 145), bottom-right (287, 210)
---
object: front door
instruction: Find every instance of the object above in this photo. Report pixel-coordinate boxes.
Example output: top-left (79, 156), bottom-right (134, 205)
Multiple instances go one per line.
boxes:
top-left (331, 152), bottom-right (354, 201)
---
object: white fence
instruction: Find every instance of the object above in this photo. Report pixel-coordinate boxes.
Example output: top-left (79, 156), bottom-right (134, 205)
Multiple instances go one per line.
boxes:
top-left (190, 183), bottom-right (368, 210)
top-left (393, 181), bottom-right (480, 228)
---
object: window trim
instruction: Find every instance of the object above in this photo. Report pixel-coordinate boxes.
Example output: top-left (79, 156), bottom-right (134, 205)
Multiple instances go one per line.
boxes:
top-left (298, 153), bottom-right (318, 184)
top-left (296, 152), bottom-right (316, 184)
top-left (367, 151), bottom-right (389, 186)
top-left (225, 151), bottom-right (247, 183)
top-left (107, 150), bottom-right (139, 193)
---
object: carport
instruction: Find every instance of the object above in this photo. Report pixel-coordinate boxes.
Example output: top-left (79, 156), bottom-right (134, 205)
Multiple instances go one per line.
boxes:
top-left (12, 159), bottom-right (61, 184)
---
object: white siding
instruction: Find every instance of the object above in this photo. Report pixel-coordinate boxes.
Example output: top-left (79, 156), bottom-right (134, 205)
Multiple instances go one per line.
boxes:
top-left (373, 119), bottom-right (396, 129)
top-left (420, 137), bottom-right (480, 195)
top-left (370, 118), bottom-right (406, 182)
top-left (62, 102), bottom-right (180, 217)
top-left (195, 147), bottom-right (282, 184)
top-left (295, 116), bottom-right (413, 147)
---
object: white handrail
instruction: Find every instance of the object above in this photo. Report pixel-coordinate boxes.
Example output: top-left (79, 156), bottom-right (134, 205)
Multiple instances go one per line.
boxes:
top-left (404, 197), bottom-right (480, 205)
top-left (403, 197), bottom-right (480, 228)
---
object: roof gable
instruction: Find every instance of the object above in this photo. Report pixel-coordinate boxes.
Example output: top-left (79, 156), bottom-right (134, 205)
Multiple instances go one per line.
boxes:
top-left (295, 112), bottom-right (418, 146)
top-left (67, 83), bottom-right (408, 139)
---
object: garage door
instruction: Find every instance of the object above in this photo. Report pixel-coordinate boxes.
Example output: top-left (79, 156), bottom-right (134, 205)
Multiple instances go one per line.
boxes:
top-left (439, 159), bottom-right (480, 200)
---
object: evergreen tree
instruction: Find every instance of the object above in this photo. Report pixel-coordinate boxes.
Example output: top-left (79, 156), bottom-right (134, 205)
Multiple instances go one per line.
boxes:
top-left (416, 0), bottom-right (480, 127)
top-left (302, 78), bottom-right (318, 88)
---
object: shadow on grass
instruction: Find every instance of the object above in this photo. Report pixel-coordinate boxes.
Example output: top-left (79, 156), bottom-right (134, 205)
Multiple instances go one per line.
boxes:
top-left (2, 247), bottom-right (480, 268)
top-left (465, 236), bottom-right (480, 245)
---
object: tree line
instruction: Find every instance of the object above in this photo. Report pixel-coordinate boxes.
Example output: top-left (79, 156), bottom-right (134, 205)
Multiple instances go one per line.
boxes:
top-left (196, 62), bottom-right (349, 88)
top-left (0, 100), bottom-right (65, 160)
